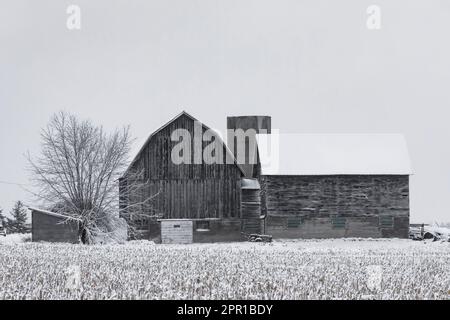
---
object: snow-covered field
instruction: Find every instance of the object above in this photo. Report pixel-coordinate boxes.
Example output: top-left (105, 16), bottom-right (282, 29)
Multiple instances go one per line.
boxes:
top-left (0, 238), bottom-right (448, 300)
top-left (0, 233), bottom-right (31, 245)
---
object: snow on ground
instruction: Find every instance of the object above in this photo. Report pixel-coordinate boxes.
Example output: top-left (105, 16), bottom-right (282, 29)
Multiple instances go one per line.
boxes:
top-left (0, 233), bottom-right (31, 245)
top-left (0, 239), bottom-right (448, 300)
top-left (426, 226), bottom-right (450, 239)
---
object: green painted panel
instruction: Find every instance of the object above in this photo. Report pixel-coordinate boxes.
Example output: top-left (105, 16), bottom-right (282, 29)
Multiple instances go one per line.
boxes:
top-left (331, 216), bottom-right (346, 229)
top-left (287, 216), bottom-right (302, 228)
top-left (379, 215), bottom-right (394, 228)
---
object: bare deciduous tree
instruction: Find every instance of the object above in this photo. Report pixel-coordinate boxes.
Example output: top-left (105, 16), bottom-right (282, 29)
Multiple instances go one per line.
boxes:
top-left (28, 111), bottom-right (136, 244)
top-left (119, 168), bottom-right (162, 239)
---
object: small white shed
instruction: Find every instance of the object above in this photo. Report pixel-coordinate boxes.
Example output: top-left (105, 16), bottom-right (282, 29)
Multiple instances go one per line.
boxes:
top-left (159, 219), bottom-right (193, 244)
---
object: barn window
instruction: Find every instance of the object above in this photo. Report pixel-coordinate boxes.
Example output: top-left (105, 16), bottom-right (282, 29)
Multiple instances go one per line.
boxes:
top-left (196, 220), bottom-right (210, 231)
top-left (331, 216), bottom-right (346, 229)
top-left (379, 215), bottom-right (394, 228)
top-left (287, 216), bottom-right (302, 228)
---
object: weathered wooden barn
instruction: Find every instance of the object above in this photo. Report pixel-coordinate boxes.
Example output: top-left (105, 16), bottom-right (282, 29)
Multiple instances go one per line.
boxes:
top-left (256, 134), bottom-right (411, 238)
top-left (119, 112), bottom-right (245, 242)
top-left (119, 111), bottom-right (412, 243)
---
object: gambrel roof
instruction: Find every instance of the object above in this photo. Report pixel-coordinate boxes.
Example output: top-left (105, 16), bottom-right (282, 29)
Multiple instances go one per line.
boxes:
top-left (122, 111), bottom-right (244, 177)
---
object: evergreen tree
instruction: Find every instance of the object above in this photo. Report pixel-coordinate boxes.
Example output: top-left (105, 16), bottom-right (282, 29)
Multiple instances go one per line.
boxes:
top-left (8, 201), bottom-right (28, 233)
top-left (0, 207), bottom-right (6, 227)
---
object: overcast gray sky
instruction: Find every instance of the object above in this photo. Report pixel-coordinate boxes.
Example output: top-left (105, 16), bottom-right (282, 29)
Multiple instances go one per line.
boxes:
top-left (1, 0), bottom-right (449, 223)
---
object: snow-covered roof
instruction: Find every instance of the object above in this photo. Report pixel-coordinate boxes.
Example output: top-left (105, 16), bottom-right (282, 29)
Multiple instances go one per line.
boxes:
top-left (28, 207), bottom-right (82, 221)
top-left (241, 178), bottom-right (261, 190)
top-left (256, 133), bottom-right (412, 175)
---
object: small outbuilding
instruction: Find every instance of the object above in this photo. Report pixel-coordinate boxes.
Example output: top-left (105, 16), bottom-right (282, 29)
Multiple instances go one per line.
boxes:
top-left (29, 207), bottom-right (80, 243)
top-left (159, 219), bottom-right (193, 244)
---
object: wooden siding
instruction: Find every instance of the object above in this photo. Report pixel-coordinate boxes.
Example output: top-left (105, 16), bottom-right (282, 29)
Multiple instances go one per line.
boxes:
top-left (261, 175), bottom-right (409, 238)
top-left (130, 113), bottom-right (242, 180)
top-left (121, 113), bottom-right (242, 231)
top-left (142, 179), bottom-right (240, 219)
top-left (32, 211), bottom-right (79, 243)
